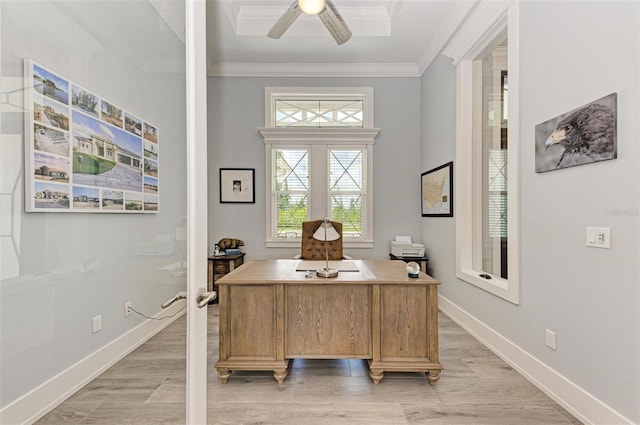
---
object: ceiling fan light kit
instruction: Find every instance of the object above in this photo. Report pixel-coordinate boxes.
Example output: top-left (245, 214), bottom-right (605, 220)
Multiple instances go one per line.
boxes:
top-left (268, 0), bottom-right (352, 45)
top-left (298, 0), bottom-right (326, 15)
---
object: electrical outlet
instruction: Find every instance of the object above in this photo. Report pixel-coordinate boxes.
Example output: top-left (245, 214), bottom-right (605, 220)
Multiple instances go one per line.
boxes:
top-left (92, 315), bottom-right (102, 334)
top-left (124, 302), bottom-right (132, 317)
top-left (545, 329), bottom-right (557, 350)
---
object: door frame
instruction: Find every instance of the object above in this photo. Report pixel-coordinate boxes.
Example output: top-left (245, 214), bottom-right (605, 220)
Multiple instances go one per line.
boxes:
top-left (185, 0), bottom-right (209, 423)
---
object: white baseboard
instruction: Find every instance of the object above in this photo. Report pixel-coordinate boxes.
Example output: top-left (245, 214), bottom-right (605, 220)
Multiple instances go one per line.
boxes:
top-left (438, 295), bottom-right (634, 425)
top-left (0, 302), bottom-right (186, 425)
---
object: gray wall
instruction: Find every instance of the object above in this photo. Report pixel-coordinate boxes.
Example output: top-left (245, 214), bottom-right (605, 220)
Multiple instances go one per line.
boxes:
top-left (420, 1), bottom-right (639, 422)
top-left (0, 1), bottom-right (187, 408)
top-left (207, 77), bottom-right (423, 261)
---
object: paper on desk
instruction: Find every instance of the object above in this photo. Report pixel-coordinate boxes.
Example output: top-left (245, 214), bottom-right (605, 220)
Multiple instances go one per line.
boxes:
top-left (296, 260), bottom-right (359, 272)
top-left (394, 235), bottom-right (412, 244)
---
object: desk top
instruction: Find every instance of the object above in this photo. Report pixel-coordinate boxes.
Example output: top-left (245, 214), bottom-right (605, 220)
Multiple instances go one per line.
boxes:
top-left (216, 259), bottom-right (439, 286)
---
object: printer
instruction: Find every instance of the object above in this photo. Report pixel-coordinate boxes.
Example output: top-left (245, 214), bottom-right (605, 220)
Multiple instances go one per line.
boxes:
top-left (390, 236), bottom-right (425, 257)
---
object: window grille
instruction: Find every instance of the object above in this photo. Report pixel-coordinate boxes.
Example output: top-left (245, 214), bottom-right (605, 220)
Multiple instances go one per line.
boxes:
top-left (275, 100), bottom-right (364, 128)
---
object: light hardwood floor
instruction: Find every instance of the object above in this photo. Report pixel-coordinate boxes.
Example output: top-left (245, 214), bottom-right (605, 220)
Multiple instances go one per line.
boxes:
top-left (35, 305), bottom-right (582, 425)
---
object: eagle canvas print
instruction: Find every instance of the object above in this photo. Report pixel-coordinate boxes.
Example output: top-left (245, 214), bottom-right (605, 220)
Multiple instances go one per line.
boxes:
top-left (535, 93), bottom-right (617, 172)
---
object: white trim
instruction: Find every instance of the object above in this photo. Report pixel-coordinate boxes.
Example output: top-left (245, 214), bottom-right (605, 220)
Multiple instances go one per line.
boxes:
top-left (438, 295), bottom-right (635, 425)
top-left (185, 0), bottom-right (209, 423)
top-left (505, 4), bottom-right (520, 303)
top-left (442, 1), bottom-right (512, 65)
top-left (417, 0), bottom-right (478, 75)
top-left (452, 2), bottom-right (520, 304)
top-left (258, 127), bottom-right (381, 144)
top-left (264, 86), bottom-right (375, 97)
top-left (207, 62), bottom-right (420, 78)
top-left (0, 303), bottom-right (185, 425)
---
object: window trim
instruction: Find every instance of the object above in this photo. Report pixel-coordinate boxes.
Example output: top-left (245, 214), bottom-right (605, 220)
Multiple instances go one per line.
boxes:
top-left (259, 127), bottom-right (379, 248)
top-left (448, 1), bottom-right (520, 304)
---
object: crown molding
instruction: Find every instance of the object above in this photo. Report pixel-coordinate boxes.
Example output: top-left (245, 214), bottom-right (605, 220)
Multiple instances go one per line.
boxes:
top-left (207, 61), bottom-right (420, 77)
top-left (417, 0), bottom-right (479, 75)
top-left (442, 0), bottom-right (512, 65)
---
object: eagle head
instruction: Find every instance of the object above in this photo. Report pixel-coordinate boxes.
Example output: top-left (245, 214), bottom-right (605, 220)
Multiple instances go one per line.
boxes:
top-left (543, 101), bottom-right (614, 168)
top-left (544, 124), bottom-right (573, 151)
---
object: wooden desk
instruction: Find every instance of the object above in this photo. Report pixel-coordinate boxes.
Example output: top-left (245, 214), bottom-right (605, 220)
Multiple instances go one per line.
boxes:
top-left (215, 259), bottom-right (442, 385)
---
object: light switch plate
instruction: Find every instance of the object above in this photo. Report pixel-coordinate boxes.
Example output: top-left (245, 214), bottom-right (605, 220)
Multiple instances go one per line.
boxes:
top-left (545, 329), bottom-right (557, 350)
top-left (92, 315), bottom-right (102, 333)
top-left (586, 227), bottom-right (610, 248)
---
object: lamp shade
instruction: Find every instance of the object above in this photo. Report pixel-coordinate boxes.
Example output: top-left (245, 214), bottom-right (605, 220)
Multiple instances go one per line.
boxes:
top-left (298, 0), bottom-right (326, 15)
top-left (312, 219), bottom-right (340, 278)
top-left (312, 220), bottom-right (340, 242)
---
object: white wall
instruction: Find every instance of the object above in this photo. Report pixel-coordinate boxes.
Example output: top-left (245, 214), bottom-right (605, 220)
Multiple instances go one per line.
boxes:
top-left (421, 1), bottom-right (640, 423)
top-left (207, 76), bottom-right (423, 261)
top-left (0, 0), bottom-right (187, 413)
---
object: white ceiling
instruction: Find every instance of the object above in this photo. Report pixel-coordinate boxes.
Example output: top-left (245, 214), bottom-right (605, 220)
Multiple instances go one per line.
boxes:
top-left (3, 0), bottom-right (475, 79)
top-left (205, 0), bottom-right (477, 77)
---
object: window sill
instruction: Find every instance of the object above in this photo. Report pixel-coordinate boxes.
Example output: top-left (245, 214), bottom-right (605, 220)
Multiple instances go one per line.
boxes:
top-left (456, 268), bottom-right (519, 305)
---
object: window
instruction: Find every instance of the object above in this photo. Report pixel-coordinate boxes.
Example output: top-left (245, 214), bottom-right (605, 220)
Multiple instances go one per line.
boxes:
top-left (329, 148), bottom-right (366, 237)
top-left (445, 2), bottom-right (520, 303)
top-left (267, 87), bottom-right (371, 128)
top-left (275, 99), bottom-right (364, 128)
top-left (272, 147), bottom-right (309, 237)
top-left (260, 88), bottom-right (379, 248)
top-left (478, 44), bottom-right (508, 279)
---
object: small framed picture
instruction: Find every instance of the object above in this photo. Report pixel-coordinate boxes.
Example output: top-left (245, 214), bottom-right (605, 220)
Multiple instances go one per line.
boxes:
top-left (421, 161), bottom-right (453, 217)
top-left (220, 168), bottom-right (255, 203)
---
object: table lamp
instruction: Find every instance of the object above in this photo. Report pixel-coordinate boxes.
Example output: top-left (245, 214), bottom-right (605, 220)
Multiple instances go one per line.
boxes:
top-left (312, 218), bottom-right (340, 278)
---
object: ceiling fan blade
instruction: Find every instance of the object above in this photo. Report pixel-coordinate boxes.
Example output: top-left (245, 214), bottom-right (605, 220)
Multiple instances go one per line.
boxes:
top-left (318, 0), bottom-right (352, 45)
top-left (267, 1), bottom-right (302, 39)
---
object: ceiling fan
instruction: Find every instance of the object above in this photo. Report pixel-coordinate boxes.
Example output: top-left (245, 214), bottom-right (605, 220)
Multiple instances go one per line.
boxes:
top-left (267, 0), bottom-right (352, 45)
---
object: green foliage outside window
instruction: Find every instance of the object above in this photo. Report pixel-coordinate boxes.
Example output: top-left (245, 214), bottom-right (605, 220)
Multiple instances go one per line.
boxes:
top-left (331, 196), bottom-right (362, 236)
top-left (276, 180), bottom-right (307, 236)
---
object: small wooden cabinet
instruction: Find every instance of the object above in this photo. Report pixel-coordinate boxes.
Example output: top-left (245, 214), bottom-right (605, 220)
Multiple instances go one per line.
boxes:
top-left (208, 253), bottom-right (245, 299)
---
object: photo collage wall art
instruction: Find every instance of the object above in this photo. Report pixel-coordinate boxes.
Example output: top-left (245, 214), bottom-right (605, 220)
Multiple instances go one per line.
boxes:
top-left (25, 59), bottom-right (159, 213)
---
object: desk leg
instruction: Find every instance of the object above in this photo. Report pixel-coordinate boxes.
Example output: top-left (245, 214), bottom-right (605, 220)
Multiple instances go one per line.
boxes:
top-left (369, 368), bottom-right (384, 384)
top-left (427, 370), bottom-right (441, 385)
top-left (217, 368), bottom-right (231, 384)
top-left (273, 368), bottom-right (288, 384)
